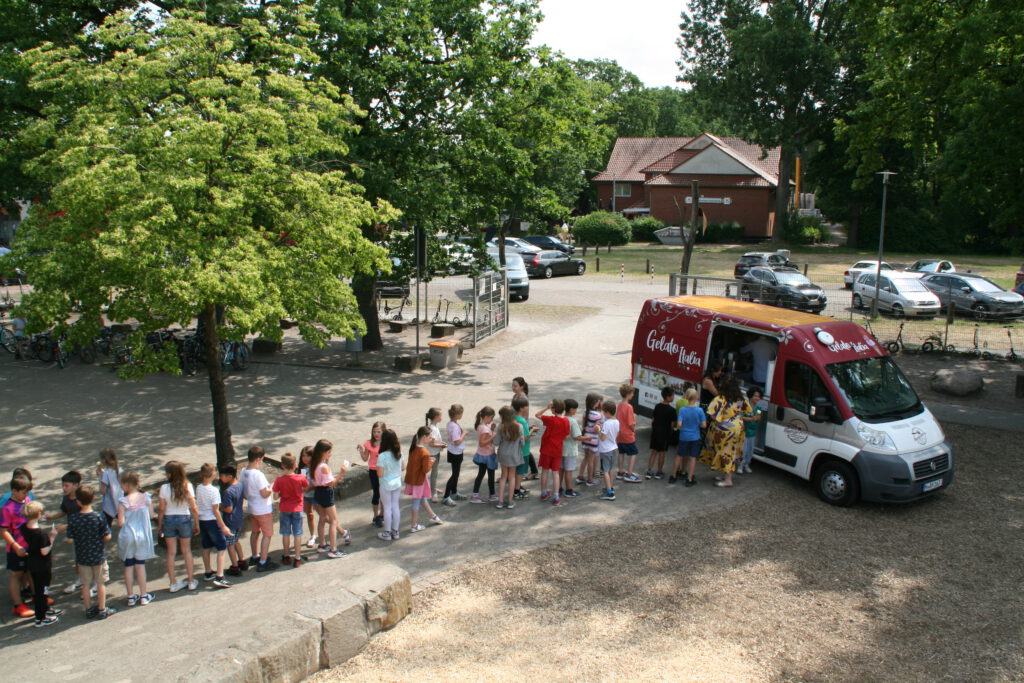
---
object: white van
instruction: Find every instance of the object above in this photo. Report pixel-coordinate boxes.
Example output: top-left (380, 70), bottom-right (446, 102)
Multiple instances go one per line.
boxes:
top-left (631, 295), bottom-right (954, 506)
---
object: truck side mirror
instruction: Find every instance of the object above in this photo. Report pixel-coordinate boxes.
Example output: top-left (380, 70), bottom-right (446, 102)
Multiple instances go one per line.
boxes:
top-left (809, 396), bottom-right (834, 423)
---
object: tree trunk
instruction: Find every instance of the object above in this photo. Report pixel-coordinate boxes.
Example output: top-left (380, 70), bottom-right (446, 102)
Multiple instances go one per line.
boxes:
top-left (202, 302), bottom-right (235, 467)
top-left (847, 198), bottom-right (861, 249)
top-left (353, 273), bottom-right (382, 351)
top-left (773, 146), bottom-right (795, 243)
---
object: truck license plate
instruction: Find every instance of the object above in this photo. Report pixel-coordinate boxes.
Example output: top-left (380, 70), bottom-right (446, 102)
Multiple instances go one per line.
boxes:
top-left (922, 479), bottom-right (943, 492)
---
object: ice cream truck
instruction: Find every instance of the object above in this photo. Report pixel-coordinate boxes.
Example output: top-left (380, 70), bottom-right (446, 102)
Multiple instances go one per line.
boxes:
top-left (631, 296), bottom-right (954, 506)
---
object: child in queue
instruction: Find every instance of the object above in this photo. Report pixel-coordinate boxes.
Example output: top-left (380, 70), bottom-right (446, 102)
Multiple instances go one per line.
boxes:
top-left (241, 447), bottom-right (275, 572)
top-left (97, 449), bottom-right (122, 527)
top-left (675, 388), bottom-right (707, 487)
top-left (535, 400), bottom-right (570, 506)
top-left (1, 476), bottom-right (36, 618)
top-left (649, 387), bottom-right (676, 481)
top-left (20, 501), bottom-right (62, 627)
top-left (560, 399), bottom-right (585, 498)
top-left (511, 397), bottom-right (534, 500)
top-left (577, 393), bottom-right (603, 487)
top-left (219, 464), bottom-right (247, 575)
top-left (376, 429), bottom-right (404, 541)
top-left (157, 461), bottom-right (198, 592)
top-left (442, 405), bottom-right (466, 507)
top-left (117, 471), bottom-right (157, 605)
top-left (310, 439), bottom-right (349, 559)
top-left (470, 407), bottom-right (497, 503)
top-left (597, 401), bottom-right (620, 500)
top-left (196, 463), bottom-right (233, 587)
top-left (299, 445), bottom-right (317, 547)
top-left (494, 406), bottom-right (526, 509)
top-left (406, 427), bottom-right (443, 532)
top-left (67, 486), bottom-right (115, 618)
top-left (425, 408), bottom-right (447, 503)
top-left (357, 424), bottom-right (385, 528)
top-left (272, 453), bottom-right (308, 567)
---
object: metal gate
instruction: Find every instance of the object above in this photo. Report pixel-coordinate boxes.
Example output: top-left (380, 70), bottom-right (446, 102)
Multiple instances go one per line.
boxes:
top-left (471, 269), bottom-right (508, 346)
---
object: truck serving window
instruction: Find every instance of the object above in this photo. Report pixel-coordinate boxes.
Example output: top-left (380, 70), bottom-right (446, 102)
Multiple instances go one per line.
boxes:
top-left (825, 357), bottom-right (922, 422)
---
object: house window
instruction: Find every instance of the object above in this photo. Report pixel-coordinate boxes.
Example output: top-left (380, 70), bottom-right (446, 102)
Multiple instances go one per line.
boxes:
top-left (613, 182), bottom-right (631, 198)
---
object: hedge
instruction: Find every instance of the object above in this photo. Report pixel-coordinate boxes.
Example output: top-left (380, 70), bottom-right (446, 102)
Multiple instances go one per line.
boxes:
top-left (572, 211), bottom-right (631, 246)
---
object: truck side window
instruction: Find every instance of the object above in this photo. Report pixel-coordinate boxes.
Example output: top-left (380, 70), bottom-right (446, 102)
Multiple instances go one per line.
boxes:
top-left (784, 362), bottom-right (830, 414)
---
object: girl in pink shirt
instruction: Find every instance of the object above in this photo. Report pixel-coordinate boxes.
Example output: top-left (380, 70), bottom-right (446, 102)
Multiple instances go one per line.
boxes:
top-left (470, 407), bottom-right (497, 503)
top-left (357, 422), bottom-right (385, 529)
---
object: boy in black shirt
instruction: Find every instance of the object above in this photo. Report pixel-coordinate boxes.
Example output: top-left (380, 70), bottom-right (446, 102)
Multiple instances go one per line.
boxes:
top-left (647, 387), bottom-right (678, 481)
top-left (66, 486), bottom-right (115, 619)
top-left (20, 501), bottom-right (62, 627)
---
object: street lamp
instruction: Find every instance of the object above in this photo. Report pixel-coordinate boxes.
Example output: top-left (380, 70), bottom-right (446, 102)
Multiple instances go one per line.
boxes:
top-left (870, 170), bottom-right (896, 319)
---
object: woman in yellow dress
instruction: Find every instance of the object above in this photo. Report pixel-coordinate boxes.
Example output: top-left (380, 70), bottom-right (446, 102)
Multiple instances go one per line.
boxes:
top-left (699, 376), bottom-right (750, 487)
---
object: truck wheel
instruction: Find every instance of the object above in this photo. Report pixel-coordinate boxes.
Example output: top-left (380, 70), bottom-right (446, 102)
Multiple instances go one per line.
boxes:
top-left (814, 458), bottom-right (859, 506)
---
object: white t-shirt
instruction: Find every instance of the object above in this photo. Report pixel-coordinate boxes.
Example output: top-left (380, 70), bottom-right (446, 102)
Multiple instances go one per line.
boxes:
top-left (598, 417), bottom-right (620, 453)
top-left (159, 482), bottom-right (195, 516)
top-left (194, 483), bottom-right (221, 522)
top-left (427, 423), bottom-right (445, 457)
top-left (241, 468), bottom-right (272, 515)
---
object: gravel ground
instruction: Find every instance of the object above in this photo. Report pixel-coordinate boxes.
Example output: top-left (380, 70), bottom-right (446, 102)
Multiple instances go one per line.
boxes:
top-left (314, 423), bottom-right (1023, 682)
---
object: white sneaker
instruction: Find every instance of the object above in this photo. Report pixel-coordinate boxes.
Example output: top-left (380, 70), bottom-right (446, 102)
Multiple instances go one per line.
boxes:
top-left (187, 579), bottom-right (199, 591)
top-left (746, 465), bottom-right (753, 473)
top-left (63, 580), bottom-right (82, 595)
top-left (168, 580), bottom-right (187, 593)
top-left (305, 537), bottom-right (317, 548)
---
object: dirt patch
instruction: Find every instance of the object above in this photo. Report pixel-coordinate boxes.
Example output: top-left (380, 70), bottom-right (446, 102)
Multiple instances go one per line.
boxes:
top-left (894, 352), bottom-right (1024, 415)
top-left (314, 423), bottom-right (1023, 682)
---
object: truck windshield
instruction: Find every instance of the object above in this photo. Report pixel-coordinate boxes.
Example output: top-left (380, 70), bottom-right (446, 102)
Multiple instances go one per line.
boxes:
top-left (825, 357), bottom-right (922, 422)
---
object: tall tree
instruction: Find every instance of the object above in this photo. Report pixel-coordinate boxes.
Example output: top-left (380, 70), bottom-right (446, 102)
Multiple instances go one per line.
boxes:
top-left (678, 0), bottom-right (847, 240)
top-left (11, 5), bottom-right (393, 465)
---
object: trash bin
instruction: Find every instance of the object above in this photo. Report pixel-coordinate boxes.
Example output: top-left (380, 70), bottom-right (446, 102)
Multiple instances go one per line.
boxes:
top-left (345, 334), bottom-right (363, 353)
top-left (428, 339), bottom-right (460, 369)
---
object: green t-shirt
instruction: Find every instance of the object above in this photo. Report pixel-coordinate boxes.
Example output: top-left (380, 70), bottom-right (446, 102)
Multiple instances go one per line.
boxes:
top-left (515, 415), bottom-right (531, 458)
top-left (744, 405), bottom-right (764, 438)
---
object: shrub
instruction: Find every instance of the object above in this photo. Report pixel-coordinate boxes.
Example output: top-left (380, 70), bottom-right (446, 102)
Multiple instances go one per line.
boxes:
top-left (629, 216), bottom-right (665, 242)
top-left (697, 221), bottom-right (745, 243)
top-left (572, 211), bottom-right (630, 247)
top-left (783, 214), bottom-right (824, 245)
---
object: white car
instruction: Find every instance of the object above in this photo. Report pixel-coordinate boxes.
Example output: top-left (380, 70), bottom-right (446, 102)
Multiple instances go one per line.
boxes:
top-left (844, 260), bottom-right (893, 288)
top-left (487, 237), bottom-right (542, 255)
top-left (852, 272), bottom-right (942, 318)
top-left (906, 259), bottom-right (956, 275)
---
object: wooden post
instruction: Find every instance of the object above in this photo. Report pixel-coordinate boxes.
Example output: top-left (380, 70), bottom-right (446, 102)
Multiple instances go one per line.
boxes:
top-left (680, 180), bottom-right (699, 276)
top-left (596, 257), bottom-right (600, 272)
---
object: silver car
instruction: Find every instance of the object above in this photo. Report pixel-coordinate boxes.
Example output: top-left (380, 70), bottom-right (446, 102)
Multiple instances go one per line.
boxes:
top-left (853, 273), bottom-right (941, 318)
top-left (921, 273), bottom-right (1024, 320)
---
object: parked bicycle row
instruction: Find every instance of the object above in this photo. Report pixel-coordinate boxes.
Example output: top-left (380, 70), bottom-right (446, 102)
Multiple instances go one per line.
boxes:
top-left (0, 321), bottom-right (251, 373)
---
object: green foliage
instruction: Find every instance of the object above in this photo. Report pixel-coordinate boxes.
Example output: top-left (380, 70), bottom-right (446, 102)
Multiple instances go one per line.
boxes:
top-left (697, 221), bottom-right (745, 244)
top-left (782, 215), bottom-right (827, 245)
top-left (572, 211), bottom-right (630, 246)
top-left (11, 6), bottom-right (394, 364)
top-left (630, 217), bottom-right (665, 242)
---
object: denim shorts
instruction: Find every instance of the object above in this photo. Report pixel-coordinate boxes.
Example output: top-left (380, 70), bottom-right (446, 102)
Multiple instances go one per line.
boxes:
top-left (199, 519), bottom-right (227, 551)
top-left (677, 439), bottom-right (702, 459)
top-left (162, 514), bottom-right (193, 539)
top-left (314, 486), bottom-right (335, 508)
top-left (616, 441), bottom-right (639, 456)
top-left (279, 511), bottom-right (303, 536)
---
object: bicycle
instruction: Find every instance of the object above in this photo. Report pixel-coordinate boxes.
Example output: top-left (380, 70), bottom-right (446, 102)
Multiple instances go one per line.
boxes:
top-left (220, 339), bottom-right (250, 371)
top-left (1, 321), bottom-right (17, 355)
top-left (28, 331), bottom-right (70, 368)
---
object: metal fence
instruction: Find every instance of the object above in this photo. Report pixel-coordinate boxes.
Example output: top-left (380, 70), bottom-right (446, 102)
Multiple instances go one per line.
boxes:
top-left (375, 269), bottom-right (508, 348)
top-left (668, 271), bottom-right (1024, 359)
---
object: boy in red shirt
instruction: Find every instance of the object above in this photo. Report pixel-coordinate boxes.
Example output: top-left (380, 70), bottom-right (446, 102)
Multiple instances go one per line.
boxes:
top-left (615, 384), bottom-right (641, 483)
top-left (272, 453), bottom-right (308, 567)
top-left (535, 400), bottom-right (571, 506)
top-left (1, 476), bottom-right (34, 618)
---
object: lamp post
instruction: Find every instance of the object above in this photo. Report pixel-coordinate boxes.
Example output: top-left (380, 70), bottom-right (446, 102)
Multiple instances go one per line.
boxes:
top-left (870, 170), bottom-right (896, 319)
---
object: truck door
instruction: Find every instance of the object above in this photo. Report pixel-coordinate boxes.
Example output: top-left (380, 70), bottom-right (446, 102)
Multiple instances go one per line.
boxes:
top-left (763, 361), bottom-right (836, 479)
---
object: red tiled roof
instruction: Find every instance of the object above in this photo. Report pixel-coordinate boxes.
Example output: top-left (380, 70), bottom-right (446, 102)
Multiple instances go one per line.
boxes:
top-left (593, 137), bottom-right (692, 182)
top-left (646, 173), bottom-right (773, 188)
top-left (596, 133), bottom-right (782, 186)
top-left (640, 149), bottom-right (700, 174)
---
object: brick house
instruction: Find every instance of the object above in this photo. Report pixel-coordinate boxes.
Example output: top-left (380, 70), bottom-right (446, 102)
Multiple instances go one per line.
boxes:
top-left (592, 133), bottom-right (787, 239)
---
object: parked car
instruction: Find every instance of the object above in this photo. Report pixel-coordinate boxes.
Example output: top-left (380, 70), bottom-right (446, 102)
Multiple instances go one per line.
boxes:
top-left (487, 237), bottom-right (542, 255)
top-left (921, 272), bottom-right (1024, 320)
top-left (487, 249), bottom-right (530, 301)
top-left (739, 267), bottom-right (827, 313)
top-left (524, 250), bottom-right (586, 278)
top-left (844, 260), bottom-right (893, 288)
top-left (733, 251), bottom-right (797, 278)
top-left (1015, 263), bottom-right (1024, 287)
top-left (521, 234), bottom-right (575, 254)
top-left (375, 257), bottom-right (409, 299)
top-left (852, 272), bottom-right (941, 318)
top-left (906, 259), bottom-right (956, 275)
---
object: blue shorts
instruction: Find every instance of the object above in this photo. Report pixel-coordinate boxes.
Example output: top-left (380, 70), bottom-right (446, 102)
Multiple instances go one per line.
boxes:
top-left (199, 519), bottom-right (227, 551)
top-left (279, 511), bottom-right (303, 536)
top-left (617, 442), bottom-right (639, 456)
top-left (162, 514), bottom-right (193, 539)
top-left (677, 439), bottom-right (701, 459)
